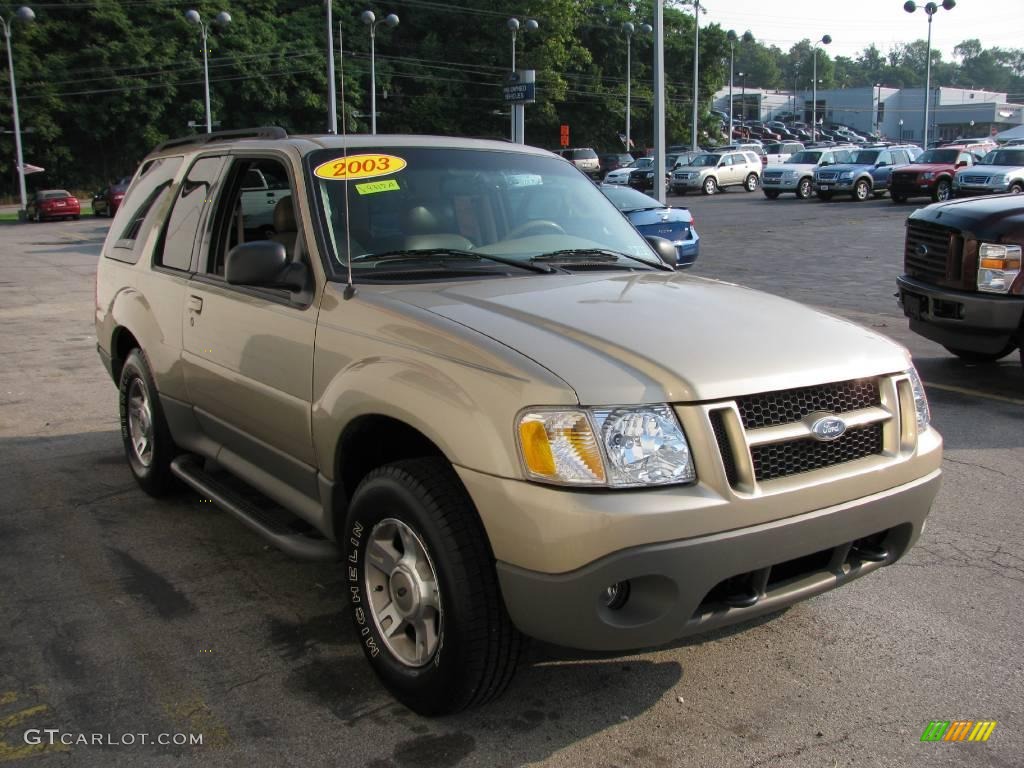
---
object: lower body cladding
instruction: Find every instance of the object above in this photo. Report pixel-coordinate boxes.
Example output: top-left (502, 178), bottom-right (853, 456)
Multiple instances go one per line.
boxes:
top-left (495, 471), bottom-right (939, 651)
top-left (898, 275), bottom-right (1024, 355)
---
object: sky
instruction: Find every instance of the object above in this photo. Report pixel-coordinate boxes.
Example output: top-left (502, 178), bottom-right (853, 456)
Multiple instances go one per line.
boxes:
top-left (698, 0), bottom-right (1024, 61)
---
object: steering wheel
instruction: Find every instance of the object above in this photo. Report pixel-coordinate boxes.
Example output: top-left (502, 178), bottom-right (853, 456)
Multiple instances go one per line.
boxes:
top-left (505, 220), bottom-right (566, 239)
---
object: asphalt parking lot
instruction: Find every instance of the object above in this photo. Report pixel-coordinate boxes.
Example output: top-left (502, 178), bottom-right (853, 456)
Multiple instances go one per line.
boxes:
top-left (1, 193), bottom-right (1021, 768)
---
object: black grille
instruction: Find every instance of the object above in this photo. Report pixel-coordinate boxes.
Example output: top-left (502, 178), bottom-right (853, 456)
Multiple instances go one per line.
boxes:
top-left (905, 219), bottom-right (956, 282)
top-left (735, 379), bottom-right (880, 430)
top-left (751, 424), bottom-right (884, 481)
top-left (709, 410), bottom-right (739, 486)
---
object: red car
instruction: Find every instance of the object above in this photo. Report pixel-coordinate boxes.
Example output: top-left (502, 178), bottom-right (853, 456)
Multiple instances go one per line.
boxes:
top-left (26, 190), bottom-right (81, 222)
top-left (889, 144), bottom-right (992, 204)
top-left (92, 178), bottom-right (131, 217)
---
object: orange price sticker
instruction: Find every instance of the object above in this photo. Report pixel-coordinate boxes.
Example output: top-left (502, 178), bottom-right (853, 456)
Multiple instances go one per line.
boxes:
top-left (313, 153), bottom-right (407, 181)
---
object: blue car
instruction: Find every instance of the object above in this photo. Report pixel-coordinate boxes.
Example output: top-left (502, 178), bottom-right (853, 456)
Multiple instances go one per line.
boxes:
top-left (813, 145), bottom-right (921, 201)
top-left (599, 184), bottom-right (700, 268)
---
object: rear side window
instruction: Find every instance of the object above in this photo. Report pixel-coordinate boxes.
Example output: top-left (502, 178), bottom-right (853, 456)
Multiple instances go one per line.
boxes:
top-left (155, 156), bottom-right (226, 272)
top-left (571, 149), bottom-right (598, 160)
top-left (108, 156), bottom-right (184, 264)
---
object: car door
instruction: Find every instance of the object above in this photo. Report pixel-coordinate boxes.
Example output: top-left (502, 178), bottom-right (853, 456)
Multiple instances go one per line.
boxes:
top-left (180, 153), bottom-right (321, 502)
top-left (719, 154), bottom-right (738, 185)
top-left (872, 150), bottom-right (895, 188)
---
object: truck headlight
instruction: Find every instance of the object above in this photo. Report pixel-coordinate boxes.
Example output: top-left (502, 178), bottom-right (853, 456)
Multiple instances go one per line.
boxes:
top-left (977, 243), bottom-right (1022, 294)
top-left (990, 174), bottom-right (1008, 185)
top-left (907, 367), bottom-right (931, 432)
top-left (517, 406), bottom-right (695, 487)
top-left (840, 171), bottom-right (855, 180)
top-left (921, 172), bottom-right (935, 180)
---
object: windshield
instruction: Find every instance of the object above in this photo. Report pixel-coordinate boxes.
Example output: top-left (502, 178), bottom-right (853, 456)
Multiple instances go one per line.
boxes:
top-left (788, 151), bottom-right (822, 164)
top-left (764, 144), bottom-right (784, 154)
top-left (690, 154), bottom-right (721, 167)
top-left (308, 147), bottom-right (662, 277)
top-left (631, 157), bottom-right (654, 169)
top-left (916, 149), bottom-right (959, 164)
top-left (850, 150), bottom-right (880, 164)
top-left (600, 185), bottom-right (663, 212)
top-left (980, 149), bottom-right (1024, 166)
top-left (41, 190), bottom-right (71, 199)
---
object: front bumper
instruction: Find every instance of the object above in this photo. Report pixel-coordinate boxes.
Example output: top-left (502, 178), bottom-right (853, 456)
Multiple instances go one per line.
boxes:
top-left (890, 180), bottom-right (934, 198)
top-left (496, 470), bottom-right (940, 651)
top-left (761, 178), bottom-right (799, 192)
top-left (814, 178), bottom-right (855, 193)
top-left (953, 181), bottom-right (1010, 197)
top-left (670, 176), bottom-right (705, 190)
top-left (897, 275), bottom-right (1024, 354)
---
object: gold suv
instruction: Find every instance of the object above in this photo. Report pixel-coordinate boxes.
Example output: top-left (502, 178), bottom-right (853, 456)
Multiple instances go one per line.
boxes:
top-left (95, 128), bottom-right (942, 716)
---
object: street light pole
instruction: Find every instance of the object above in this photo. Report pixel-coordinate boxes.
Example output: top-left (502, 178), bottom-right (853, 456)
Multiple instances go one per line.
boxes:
top-left (739, 72), bottom-right (745, 122)
top-left (653, 0), bottom-right (665, 203)
top-left (361, 10), bottom-right (399, 135)
top-left (185, 9), bottom-right (231, 134)
top-left (507, 18), bottom-right (538, 144)
top-left (811, 34), bottom-right (831, 142)
top-left (326, 0), bottom-right (336, 133)
top-left (1, 6), bottom-right (33, 216)
top-left (874, 82), bottom-right (881, 135)
top-left (904, 1), bottom-right (955, 149)
top-left (726, 30), bottom-right (753, 142)
top-left (690, 0), bottom-right (703, 151)
top-left (622, 21), bottom-right (652, 153)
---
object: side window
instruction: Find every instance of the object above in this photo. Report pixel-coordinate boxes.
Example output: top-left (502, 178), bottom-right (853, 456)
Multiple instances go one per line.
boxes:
top-left (155, 156), bottom-right (226, 272)
top-left (108, 156), bottom-right (184, 264)
top-left (958, 153), bottom-right (973, 166)
top-left (893, 150), bottom-right (909, 164)
top-left (877, 151), bottom-right (892, 166)
top-left (821, 153), bottom-right (833, 164)
top-left (206, 157), bottom-right (300, 278)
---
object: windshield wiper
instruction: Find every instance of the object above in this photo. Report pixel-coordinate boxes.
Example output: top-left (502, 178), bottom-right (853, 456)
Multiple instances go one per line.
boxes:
top-left (531, 248), bottom-right (667, 270)
top-left (352, 248), bottom-right (553, 274)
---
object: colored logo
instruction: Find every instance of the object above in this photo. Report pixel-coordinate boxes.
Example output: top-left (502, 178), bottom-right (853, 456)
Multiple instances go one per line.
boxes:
top-left (809, 415), bottom-right (847, 442)
top-left (313, 153), bottom-right (407, 181)
top-left (920, 720), bottom-right (997, 742)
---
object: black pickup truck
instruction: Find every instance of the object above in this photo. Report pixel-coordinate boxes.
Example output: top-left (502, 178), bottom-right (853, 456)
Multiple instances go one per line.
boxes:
top-left (897, 194), bottom-right (1023, 365)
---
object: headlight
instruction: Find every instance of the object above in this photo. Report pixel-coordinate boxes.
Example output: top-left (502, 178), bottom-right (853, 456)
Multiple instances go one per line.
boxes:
top-left (977, 242), bottom-right (1022, 294)
top-left (840, 171), bottom-right (855, 180)
top-left (907, 367), bottom-right (931, 432)
top-left (784, 171), bottom-right (799, 179)
top-left (921, 172), bottom-right (935, 180)
top-left (517, 406), bottom-right (696, 487)
top-left (990, 174), bottom-right (1008, 185)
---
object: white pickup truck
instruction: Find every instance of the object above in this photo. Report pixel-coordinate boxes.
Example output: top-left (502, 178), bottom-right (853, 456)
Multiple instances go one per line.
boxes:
top-left (763, 141), bottom-right (805, 165)
top-left (241, 167), bottom-right (291, 235)
top-left (761, 146), bottom-right (856, 199)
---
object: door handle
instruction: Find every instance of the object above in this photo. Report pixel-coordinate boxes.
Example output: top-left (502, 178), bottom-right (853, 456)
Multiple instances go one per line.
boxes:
top-left (187, 296), bottom-right (203, 314)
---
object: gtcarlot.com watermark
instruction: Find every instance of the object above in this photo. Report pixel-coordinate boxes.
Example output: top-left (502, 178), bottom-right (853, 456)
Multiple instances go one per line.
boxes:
top-left (24, 729), bottom-right (203, 747)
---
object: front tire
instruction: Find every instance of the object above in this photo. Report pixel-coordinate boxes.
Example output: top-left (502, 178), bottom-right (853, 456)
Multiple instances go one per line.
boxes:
top-left (932, 179), bottom-right (952, 202)
top-left (343, 458), bottom-right (523, 716)
top-left (118, 348), bottom-right (179, 496)
top-left (744, 173), bottom-right (759, 192)
top-left (1009, 182), bottom-right (1023, 194)
top-left (702, 176), bottom-right (718, 195)
top-left (853, 179), bottom-right (871, 201)
top-left (796, 177), bottom-right (812, 199)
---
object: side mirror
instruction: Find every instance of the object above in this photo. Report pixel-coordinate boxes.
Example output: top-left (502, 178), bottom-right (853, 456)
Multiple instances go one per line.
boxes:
top-left (876, 161), bottom-right (888, 168)
top-left (225, 241), bottom-right (290, 287)
top-left (955, 160), bottom-right (968, 168)
top-left (644, 235), bottom-right (678, 268)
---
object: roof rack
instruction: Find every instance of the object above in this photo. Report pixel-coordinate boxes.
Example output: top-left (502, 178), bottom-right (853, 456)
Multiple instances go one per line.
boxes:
top-left (153, 126), bottom-right (288, 153)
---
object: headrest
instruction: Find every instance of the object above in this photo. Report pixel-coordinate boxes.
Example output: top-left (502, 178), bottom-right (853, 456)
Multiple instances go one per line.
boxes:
top-left (404, 205), bottom-right (440, 234)
top-left (273, 195), bottom-right (296, 233)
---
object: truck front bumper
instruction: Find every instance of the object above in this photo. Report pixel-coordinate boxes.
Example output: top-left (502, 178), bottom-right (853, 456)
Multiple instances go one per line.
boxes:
top-left (494, 470), bottom-right (939, 651)
top-left (897, 275), bottom-right (1024, 354)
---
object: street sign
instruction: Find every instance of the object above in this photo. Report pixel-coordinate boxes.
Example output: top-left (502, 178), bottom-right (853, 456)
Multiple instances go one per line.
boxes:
top-left (560, 124), bottom-right (569, 148)
top-left (503, 69), bottom-right (536, 104)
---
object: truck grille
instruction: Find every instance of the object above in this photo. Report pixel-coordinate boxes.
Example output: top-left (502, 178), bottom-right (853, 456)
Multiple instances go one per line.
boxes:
top-left (904, 219), bottom-right (958, 283)
top-left (751, 424), bottom-right (884, 482)
top-left (763, 171), bottom-right (783, 182)
top-left (735, 378), bottom-right (880, 429)
top-left (961, 175), bottom-right (989, 185)
top-left (892, 171), bottom-right (917, 185)
top-left (816, 171), bottom-right (839, 182)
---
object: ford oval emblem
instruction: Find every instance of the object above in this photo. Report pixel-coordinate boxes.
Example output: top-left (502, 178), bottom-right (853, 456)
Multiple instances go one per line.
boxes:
top-left (916, 243), bottom-right (929, 256)
top-left (810, 416), bottom-right (847, 441)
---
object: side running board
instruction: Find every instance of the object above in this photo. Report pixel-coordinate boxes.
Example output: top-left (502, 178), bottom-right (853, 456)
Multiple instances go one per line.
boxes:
top-left (170, 455), bottom-right (339, 561)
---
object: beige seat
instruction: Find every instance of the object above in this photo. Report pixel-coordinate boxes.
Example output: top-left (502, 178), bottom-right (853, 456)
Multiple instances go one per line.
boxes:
top-left (403, 205), bottom-right (473, 251)
top-left (270, 196), bottom-right (298, 257)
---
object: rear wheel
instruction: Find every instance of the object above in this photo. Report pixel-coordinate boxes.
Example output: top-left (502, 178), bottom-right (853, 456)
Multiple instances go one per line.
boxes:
top-left (763, 190), bottom-right (780, 199)
top-left (853, 179), bottom-right (871, 201)
top-left (118, 348), bottom-right (179, 496)
top-left (744, 173), bottom-right (759, 192)
top-left (942, 344), bottom-right (1015, 363)
top-left (702, 176), bottom-right (718, 195)
top-left (344, 458), bottom-right (523, 716)
top-left (932, 179), bottom-right (952, 202)
top-left (796, 178), bottom-right (812, 199)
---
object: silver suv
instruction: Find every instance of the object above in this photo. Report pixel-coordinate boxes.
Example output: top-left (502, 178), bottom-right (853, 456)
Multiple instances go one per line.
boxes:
top-left (670, 150), bottom-right (762, 195)
top-left (95, 128), bottom-right (941, 716)
top-left (556, 147), bottom-right (601, 178)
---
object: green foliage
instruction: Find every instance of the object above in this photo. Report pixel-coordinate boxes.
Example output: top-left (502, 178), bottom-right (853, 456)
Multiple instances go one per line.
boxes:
top-left (0, 0), bottom-right (1021, 195)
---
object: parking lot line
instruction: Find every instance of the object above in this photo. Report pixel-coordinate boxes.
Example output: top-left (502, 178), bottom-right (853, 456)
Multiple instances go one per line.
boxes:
top-left (922, 381), bottom-right (1024, 407)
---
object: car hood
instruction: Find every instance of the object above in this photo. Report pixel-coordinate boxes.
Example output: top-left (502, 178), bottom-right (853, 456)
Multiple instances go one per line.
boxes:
top-left (385, 273), bottom-right (908, 405)
top-left (957, 164), bottom-right (1024, 175)
top-left (897, 163), bottom-right (954, 174)
top-left (767, 163), bottom-right (817, 173)
top-left (910, 193), bottom-right (1024, 242)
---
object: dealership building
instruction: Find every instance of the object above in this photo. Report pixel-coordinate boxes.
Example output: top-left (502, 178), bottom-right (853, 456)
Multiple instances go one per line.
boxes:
top-left (713, 85), bottom-right (1024, 141)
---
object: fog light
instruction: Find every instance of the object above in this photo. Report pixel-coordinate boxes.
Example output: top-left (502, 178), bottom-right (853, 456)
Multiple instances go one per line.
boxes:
top-left (603, 581), bottom-right (631, 610)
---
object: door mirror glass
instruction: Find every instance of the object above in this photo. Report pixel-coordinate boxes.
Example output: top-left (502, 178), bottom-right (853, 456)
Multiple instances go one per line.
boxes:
top-left (644, 236), bottom-right (678, 268)
top-left (225, 241), bottom-right (289, 286)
